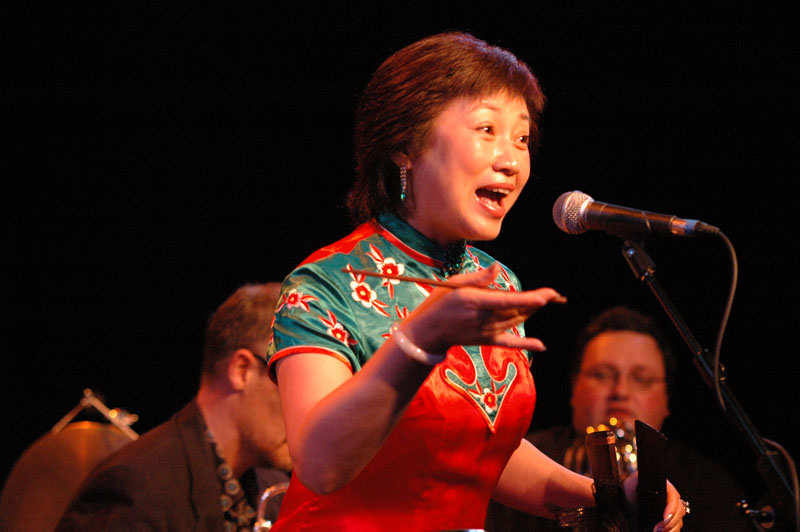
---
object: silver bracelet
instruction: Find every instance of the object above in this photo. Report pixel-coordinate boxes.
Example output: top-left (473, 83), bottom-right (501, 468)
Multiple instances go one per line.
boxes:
top-left (390, 324), bottom-right (447, 365)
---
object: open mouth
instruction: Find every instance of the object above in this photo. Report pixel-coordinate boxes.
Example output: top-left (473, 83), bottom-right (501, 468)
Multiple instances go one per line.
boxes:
top-left (475, 186), bottom-right (510, 212)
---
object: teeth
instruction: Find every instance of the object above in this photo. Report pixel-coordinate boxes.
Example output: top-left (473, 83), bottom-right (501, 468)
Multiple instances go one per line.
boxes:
top-left (484, 187), bottom-right (510, 196)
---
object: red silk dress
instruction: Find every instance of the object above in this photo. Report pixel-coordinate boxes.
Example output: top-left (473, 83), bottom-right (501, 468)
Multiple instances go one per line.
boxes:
top-left (268, 214), bottom-right (537, 531)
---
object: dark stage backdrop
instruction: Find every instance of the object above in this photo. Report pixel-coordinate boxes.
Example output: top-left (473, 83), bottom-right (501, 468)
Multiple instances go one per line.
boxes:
top-left (5, 3), bottom-right (798, 507)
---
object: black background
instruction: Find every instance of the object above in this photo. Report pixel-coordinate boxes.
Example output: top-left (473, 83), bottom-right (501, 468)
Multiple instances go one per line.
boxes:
top-left (4, 3), bottom-right (798, 505)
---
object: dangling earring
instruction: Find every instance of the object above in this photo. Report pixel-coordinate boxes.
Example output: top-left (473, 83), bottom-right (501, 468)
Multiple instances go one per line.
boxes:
top-left (399, 164), bottom-right (408, 202)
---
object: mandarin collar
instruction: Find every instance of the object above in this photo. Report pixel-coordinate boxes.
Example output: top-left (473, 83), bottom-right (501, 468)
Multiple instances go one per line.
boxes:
top-left (377, 213), bottom-right (467, 277)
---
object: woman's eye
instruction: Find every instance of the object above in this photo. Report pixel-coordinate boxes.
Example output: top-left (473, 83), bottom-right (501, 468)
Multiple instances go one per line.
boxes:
top-left (518, 135), bottom-right (530, 144)
top-left (479, 125), bottom-right (494, 135)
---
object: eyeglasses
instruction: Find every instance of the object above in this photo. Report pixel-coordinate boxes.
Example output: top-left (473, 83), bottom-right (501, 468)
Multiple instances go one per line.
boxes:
top-left (578, 367), bottom-right (666, 392)
top-left (251, 352), bottom-right (270, 369)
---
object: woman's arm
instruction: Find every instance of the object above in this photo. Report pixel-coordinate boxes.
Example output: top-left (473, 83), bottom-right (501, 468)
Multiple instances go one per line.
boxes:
top-left (275, 338), bottom-right (432, 494)
top-left (492, 439), bottom-right (686, 531)
top-left (276, 265), bottom-right (565, 494)
top-left (492, 439), bottom-right (595, 518)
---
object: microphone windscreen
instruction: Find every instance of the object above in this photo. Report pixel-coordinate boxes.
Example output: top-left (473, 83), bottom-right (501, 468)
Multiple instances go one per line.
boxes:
top-left (553, 190), bottom-right (593, 234)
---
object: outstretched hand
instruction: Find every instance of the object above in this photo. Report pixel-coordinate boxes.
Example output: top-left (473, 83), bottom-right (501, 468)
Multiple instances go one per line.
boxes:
top-left (399, 264), bottom-right (567, 355)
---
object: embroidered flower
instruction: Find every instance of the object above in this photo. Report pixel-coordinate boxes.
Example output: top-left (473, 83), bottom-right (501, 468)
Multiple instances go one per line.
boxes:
top-left (481, 388), bottom-right (498, 413)
top-left (329, 325), bottom-right (351, 344)
top-left (366, 245), bottom-right (406, 298)
top-left (379, 258), bottom-right (403, 278)
top-left (319, 310), bottom-right (357, 346)
top-left (350, 280), bottom-right (378, 307)
top-left (277, 288), bottom-right (318, 312)
top-left (443, 345), bottom-right (519, 432)
top-left (345, 266), bottom-right (391, 317)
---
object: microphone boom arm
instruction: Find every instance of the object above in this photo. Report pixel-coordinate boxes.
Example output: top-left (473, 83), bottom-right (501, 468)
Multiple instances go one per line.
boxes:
top-left (621, 239), bottom-right (796, 530)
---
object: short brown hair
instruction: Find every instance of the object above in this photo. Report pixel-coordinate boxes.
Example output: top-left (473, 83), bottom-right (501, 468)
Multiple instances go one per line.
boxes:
top-left (201, 283), bottom-right (281, 376)
top-left (346, 31), bottom-right (545, 224)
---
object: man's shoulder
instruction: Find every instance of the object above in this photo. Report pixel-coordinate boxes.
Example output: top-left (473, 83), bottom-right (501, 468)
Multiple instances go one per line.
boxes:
top-left (79, 405), bottom-right (197, 491)
top-left (102, 404), bottom-right (196, 469)
top-left (55, 402), bottom-right (219, 532)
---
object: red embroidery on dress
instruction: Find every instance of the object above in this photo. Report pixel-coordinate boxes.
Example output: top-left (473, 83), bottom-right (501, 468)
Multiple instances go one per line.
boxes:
top-left (481, 388), bottom-right (499, 412)
top-left (498, 265), bottom-right (517, 292)
top-left (462, 372), bottom-right (510, 415)
top-left (277, 289), bottom-right (318, 312)
top-left (394, 305), bottom-right (410, 320)
top-left (365, 244), bottom-right (406, 299)
top-left (465, 247), bottom-right (501, 290)
top-left (414, 280), bottom-right (437, 298)
top-left (466, 247), bottom-right (482, 269)
top-left (345, 266), bottom-right (391, 318)
top-left (267, 315), bottom-right (276, 344)
top-left (381, 306), bottom-right (411, 340)
top-left (319, 310), bottom-right (358, 346)
top-left (441, 346), bottom-right (519, 433)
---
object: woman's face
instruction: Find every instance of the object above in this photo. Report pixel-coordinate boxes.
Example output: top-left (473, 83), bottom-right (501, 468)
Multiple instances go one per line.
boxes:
top-left (404, 92), bottom-right (531, 246)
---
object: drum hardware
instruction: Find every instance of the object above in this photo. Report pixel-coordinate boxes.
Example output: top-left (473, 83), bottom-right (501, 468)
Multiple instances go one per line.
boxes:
top-left (557, 420), bottom-right (668, 532)
top-left (566, 418), bottom-right (638, 481)
top-left (51, 388), bottom-right (139, 440)
top-left (0, 389), bottom-right (138, 532)
top-left (737, 500), bottom-right (776, 529)
top-left (253, 481), bottom-right (290, 531)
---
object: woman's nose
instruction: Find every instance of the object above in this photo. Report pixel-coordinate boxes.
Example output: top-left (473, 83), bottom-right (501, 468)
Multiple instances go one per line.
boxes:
top-left (492, 138), bottom-right (521, 176)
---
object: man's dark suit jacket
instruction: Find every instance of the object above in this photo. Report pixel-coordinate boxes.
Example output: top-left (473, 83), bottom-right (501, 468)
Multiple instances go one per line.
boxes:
top-left (55, 400), bottom-right (274, 532)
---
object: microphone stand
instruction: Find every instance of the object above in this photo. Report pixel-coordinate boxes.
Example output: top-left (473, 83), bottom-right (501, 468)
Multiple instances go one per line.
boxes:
top-left (621, 239), bottom-right (796, 531)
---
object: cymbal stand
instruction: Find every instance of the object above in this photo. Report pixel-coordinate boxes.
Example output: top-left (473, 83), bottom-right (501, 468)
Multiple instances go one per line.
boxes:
top-left (50, 388), bottom-right (139, 440)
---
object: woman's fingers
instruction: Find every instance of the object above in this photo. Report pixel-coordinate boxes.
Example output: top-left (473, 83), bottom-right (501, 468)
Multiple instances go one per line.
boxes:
top-left (477, 314), bottom-right (525, 334)
top-left (463, 287), bottom-right (567, 322)
top-left (491, 332), bottom-right (548, 352)
top-left (654, 481), bottom-right (685, 531)
top-left (447, 288), bottom-right (566, 349)
top-left (401, 268), bottom-right (566, 353)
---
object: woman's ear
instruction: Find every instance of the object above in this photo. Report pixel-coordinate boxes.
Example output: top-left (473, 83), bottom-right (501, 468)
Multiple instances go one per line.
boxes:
top-left (390, 152), bottom-right (412, 171)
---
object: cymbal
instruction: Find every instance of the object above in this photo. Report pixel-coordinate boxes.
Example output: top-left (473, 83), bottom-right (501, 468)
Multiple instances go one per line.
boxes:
top-left (0, 421), bottom-right (135, 532)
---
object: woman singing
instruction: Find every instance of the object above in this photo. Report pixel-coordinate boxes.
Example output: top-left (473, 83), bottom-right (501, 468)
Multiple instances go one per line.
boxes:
top-left (266, 32), bottom-right (686, 531)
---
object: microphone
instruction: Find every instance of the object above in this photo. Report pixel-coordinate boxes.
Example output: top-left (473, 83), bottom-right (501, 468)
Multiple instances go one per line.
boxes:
top-left (552, 190), bottom-right (719, 239)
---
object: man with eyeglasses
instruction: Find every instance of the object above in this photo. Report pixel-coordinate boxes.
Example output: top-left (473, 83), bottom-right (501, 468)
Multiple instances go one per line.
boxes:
top-left (569, 307), bottom-right (672, 444)
top-left (486, 306), bottom-right (750, 532)
top-left (56, 283), bottom-right (291, 532)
